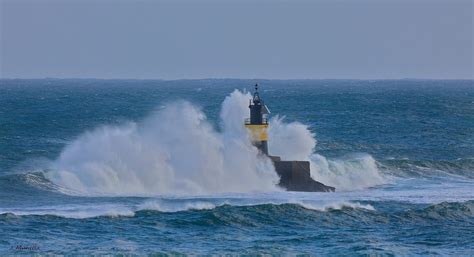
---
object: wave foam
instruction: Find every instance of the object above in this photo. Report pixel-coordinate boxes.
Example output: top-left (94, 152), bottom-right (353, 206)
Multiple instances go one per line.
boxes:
top-left (44, 89), bottom-right (386, 196)
top-left (46, 91), bottom-right (279, 196)
top-left (310, 153), bottom-right (387, 191)
top-left (269, 117), bottom-right (386, 191)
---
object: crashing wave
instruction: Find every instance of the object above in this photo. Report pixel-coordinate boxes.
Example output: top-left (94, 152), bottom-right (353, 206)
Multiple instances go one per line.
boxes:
top-left (41, 90), bottom-right (386, 196)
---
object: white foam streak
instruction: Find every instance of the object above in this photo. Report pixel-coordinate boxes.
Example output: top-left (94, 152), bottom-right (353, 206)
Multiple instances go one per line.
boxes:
top-left (138, 200), bottom-right (217, 212)
top-left (295, 201), bottom-right (375, 211)
top-left (0, 204), bottom-right (135, 219)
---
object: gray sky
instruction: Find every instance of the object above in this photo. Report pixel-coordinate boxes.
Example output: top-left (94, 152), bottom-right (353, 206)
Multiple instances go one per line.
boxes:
top-left (1, 0), bottom-right (472, 79)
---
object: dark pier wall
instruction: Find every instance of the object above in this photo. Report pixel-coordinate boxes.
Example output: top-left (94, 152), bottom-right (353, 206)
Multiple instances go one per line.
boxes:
top-left (273, 160), bottom-right (335, 192)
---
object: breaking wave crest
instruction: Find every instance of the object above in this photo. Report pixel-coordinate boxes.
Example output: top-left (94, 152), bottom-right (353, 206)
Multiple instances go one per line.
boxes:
top-left (44, 90), bottom-right (386, 196)
top-left (137, 199), bottom-right (376, 213)
top-left (2, 200), bottom-right (472, 221)
top-left (0, 200), bottom-right (376, 219)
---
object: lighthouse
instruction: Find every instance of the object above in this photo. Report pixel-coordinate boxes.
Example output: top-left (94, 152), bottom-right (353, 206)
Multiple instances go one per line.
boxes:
top-left (244, 84), bottom-right (335, 192)
top-left (245, 84), bottom-right (270, 155)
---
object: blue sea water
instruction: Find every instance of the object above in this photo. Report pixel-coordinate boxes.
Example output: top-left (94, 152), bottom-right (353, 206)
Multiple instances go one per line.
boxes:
top-left (0, 79), bottom-right (473, 255)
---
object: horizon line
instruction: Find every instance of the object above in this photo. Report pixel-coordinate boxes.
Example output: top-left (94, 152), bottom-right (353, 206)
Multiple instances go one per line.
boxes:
top-left (1, 77), bottom-right (473, 81)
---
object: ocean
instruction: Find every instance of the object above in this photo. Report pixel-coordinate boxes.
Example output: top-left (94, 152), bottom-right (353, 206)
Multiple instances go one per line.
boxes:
top-left (0, 79), bottom-right (473, 255)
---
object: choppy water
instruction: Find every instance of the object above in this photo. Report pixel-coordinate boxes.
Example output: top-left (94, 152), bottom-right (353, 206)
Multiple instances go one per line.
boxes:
top-left (0, 79), bottom-right (473, 255)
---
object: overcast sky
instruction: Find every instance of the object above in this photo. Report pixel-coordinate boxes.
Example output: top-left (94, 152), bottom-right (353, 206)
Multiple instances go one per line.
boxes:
top-left (0, 0), bottom-right (472, 79)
